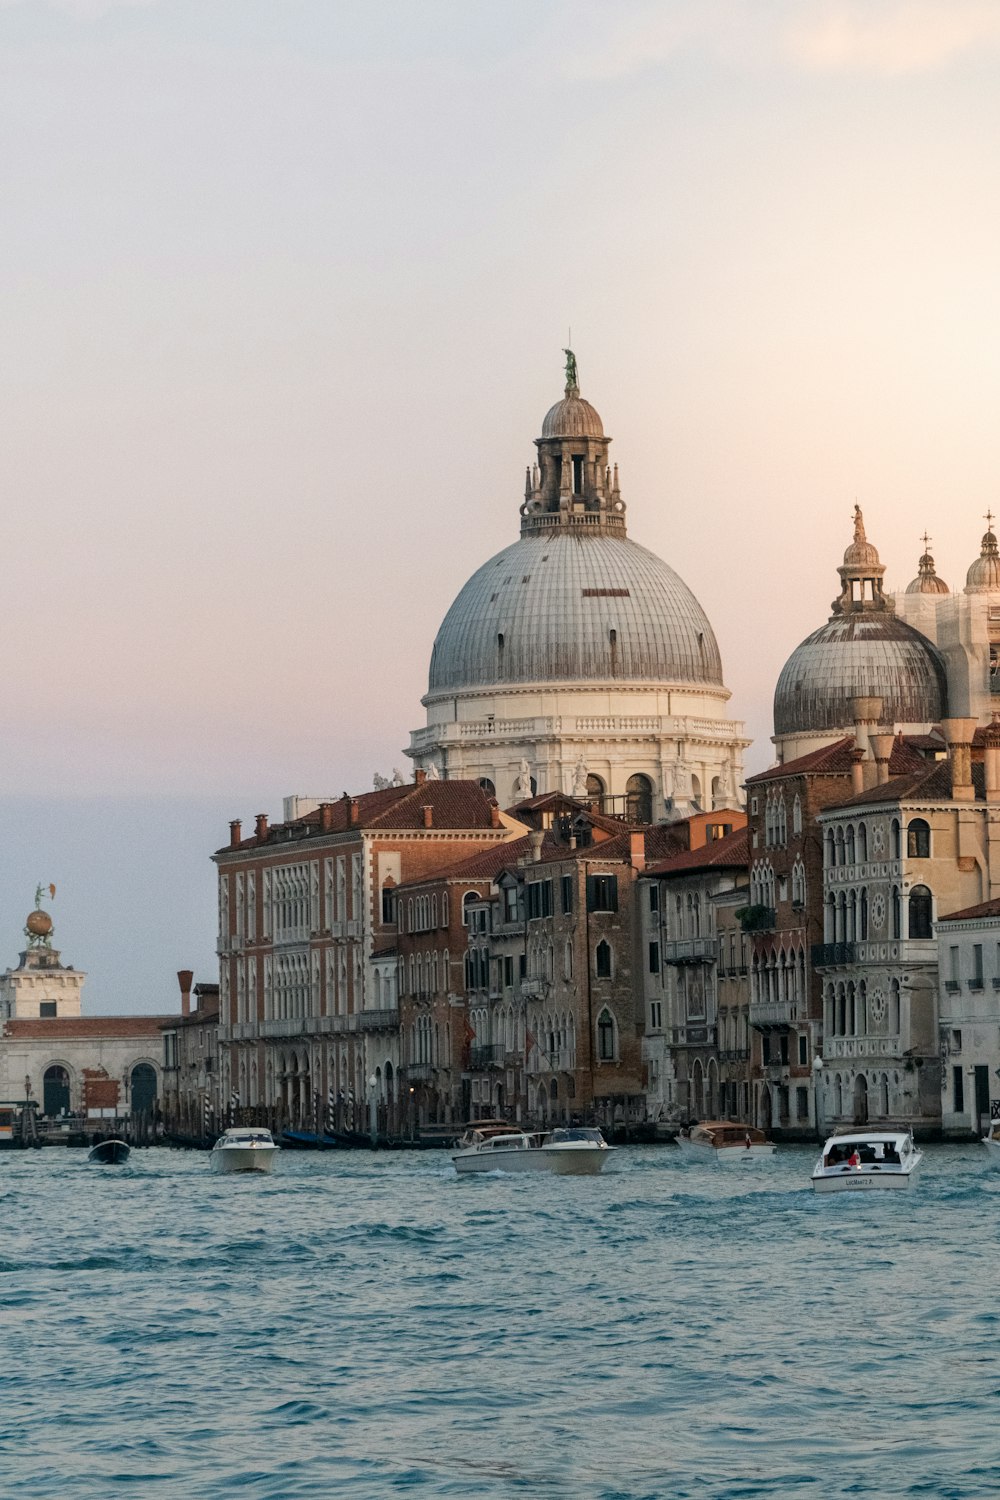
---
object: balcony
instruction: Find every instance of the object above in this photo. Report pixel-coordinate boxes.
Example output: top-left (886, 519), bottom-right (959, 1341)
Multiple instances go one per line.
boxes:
top-left (405, 1063), bottom-right (435, 1083)
top-left (749, 1000), bottom-right (794, 1032)
top-left (669, 1025), bottom-right (717, 1048)
top-left (737, 906), bottom-right (776, 933)
top-left (811, 942), bottom-right (857, 969)
top-left (944, 980), bottom-right (961, 994)
top-left (357, 1008), bottom-right (399, 1032)
top-left (468, 1044), bottom-right (503, 1070)
top-left (662, 937), bottom-right (715, 965)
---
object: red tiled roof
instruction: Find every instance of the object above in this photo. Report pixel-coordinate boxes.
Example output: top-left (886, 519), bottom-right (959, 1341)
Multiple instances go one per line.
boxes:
top-left (645, 825), bottom-right (750, 875)
top-left (939, 897), bottom-right (1000, 924)
top-left (218, 780), bottom-right (503, 852)
top-left (746, 738), bottom-right (856, 784)
top-left (4, 1015), bottom-right (175, 1040)
top-left (395, 834), bottom-right (537, 892)
top-left (823, 758), bottom-right (972, 812)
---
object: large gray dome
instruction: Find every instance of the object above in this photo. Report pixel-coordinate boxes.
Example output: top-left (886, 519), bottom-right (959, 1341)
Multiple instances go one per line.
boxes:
top-left (427, 530), bottom-right (723, 694)
top-left (774, 614), bottom-right (947, 736)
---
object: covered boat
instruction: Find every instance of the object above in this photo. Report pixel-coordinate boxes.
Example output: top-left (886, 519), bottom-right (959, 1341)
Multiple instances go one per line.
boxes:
top-left (812, 1129), bottom-right (922, 1192)
top-left (452, 1126), bottom-right (612, 1176)
top-left (676, 1121), bottom-right (776, 1162)
top-left (210, 1127), bottom-right (279, 1175)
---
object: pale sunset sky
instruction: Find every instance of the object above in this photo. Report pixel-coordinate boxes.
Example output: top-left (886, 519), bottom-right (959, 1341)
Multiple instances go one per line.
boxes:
top-left (3, 0), bottom-right (1000, 1008)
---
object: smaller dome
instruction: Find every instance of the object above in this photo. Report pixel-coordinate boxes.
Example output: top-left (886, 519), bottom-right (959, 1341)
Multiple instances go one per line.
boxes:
top-left (25, 910), bottom-right (52, 937)
top-left (966, 528), bottom-right (1000, 593)
top-left (842, 506), bottom-right (881, 569)
top-left (906, 548), bottom-right (949, 595)
top-left (541, 394), bottom-right (604, 439)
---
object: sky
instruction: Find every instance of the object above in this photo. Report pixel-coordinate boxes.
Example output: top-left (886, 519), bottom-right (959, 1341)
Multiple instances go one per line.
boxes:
top-left (3, 0), bottom-right (1000, 1008)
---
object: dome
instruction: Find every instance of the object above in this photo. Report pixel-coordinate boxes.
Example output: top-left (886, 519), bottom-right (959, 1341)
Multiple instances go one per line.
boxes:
top-left (966, 529), bottom-right (1000, 593)
top-left (905, 549), bottom-right (949, 595)
top-left (427, 530), bottom-right (723, 694)
top-left (541, 394), bottom-right (604, 439)
top-left (774, 613), bottom-right (947, 736)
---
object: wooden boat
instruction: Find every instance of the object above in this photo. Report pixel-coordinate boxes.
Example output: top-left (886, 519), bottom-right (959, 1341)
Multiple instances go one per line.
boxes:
top-left (676, 1121), bottom-right (776, 1162)
top-left (452, 1126), bottom-right (613, 1176)
top-left (87, 1138), bottom-right (131, 1165)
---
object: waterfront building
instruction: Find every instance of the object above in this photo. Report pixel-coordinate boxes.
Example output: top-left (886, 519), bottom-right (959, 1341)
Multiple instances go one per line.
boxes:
top-left (936, 897), bottom-right (1000, 1139)
top-left (213, 773), bottom-right (526, 1132)
top-left (813, 720), bottom-right (1000, 1134)
top-left (160, 971), bottom-right (220, 1137)
top-left (0, 896), bottom-right (167, 1119)
top-left (640, 818), bottom-right (748, 1123)
top-left (408, 352), bottom-right (749, 817)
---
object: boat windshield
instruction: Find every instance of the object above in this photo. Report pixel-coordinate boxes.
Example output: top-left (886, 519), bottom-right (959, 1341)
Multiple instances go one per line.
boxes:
top-left (546, 1128), bottom-right (605, 1144)
top-left (823, 1139), bottom-right (905, 1166)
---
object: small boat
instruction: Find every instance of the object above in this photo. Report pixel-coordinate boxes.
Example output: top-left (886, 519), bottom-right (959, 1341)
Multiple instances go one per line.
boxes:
top-left (452, 1125), bottom-right (612, 1176)
top-left (812, 1129), bottom-right (922, 1192)
top-left (210, 1127), bottom-right (279, 1174)
top-left (676, 1121), bottom-right (776, 1162)
top-left (87, 1138), bottom-right (131, 1165)
top-left (982, 1122), bottom-right (1000, 1158)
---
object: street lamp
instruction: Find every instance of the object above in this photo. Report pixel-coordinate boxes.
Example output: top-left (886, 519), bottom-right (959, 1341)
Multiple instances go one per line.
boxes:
top-left (812, 1055), bottom-right (824, 1143)
top-left (368, 1073), bottom-right (378, 1147)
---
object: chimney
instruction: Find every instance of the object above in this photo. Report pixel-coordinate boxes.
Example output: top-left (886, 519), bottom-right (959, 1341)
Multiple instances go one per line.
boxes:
top-left (850, 695), bottom-right (883, 787)
top-left (254, 813), bottom-right (269, 842)
top-left (422, 805), bottom-right (433, 828)
top-left (229, 819), bottom-right (242, 849)
top-left (490, 804), bottom-right (500, 828)
top-left (984, 716), bottom-right (1000, 801)
top-left (319, 802), bottom-right (334, 832)
top-left (414, 768), bottom-right (427, 786)
top-left (869, 733), bottom-right (895, 786)
top-left (343, 794), bottom-right (360, 825)
top-left (850, 748), bottom-right (866, 796)
top-left (942, 717), bottom-right (978, 802)
top-left (630, 831), bottom-right (646, 870)
top-left (528, 829), bottom-right (544, 863)
top-left (177, 969), bottom-right (193, 1018)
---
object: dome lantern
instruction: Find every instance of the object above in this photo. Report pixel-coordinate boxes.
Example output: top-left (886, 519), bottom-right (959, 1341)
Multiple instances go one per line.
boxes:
top-left (831, 505), bottom-right (890, 616)
top-left (521, 351), bottom-right (626, 537)
top-left (965, 511), bottom-right (1000, 593)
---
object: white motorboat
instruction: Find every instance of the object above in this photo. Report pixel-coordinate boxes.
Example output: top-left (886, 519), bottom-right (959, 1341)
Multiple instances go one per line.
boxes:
top-left (676, 1121), bottom-right (776, 1162)
top-left (812, 1128), bottom-right (922, 1192)
top-left (210, 1126), bottom-right (279, 1175)
top-left (982, 1122), bottom-right (1000, 1158)
top-left (452, 1125), bottom-right (612, 1176)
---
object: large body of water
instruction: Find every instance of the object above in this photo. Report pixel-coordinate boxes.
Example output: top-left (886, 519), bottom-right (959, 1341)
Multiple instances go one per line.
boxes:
top-left (3, 1142), bottom-right (1000, 1499)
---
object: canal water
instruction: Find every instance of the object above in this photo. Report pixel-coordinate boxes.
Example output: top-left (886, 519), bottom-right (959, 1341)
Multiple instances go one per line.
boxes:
top-left (2, 1143), bottom-right (999, 1499)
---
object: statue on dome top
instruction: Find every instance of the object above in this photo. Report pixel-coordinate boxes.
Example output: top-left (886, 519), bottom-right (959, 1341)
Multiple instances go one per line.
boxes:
top-left (563, 347), bottom-right (578, 393)
top-left (853, 504), bottom-right (866, 543)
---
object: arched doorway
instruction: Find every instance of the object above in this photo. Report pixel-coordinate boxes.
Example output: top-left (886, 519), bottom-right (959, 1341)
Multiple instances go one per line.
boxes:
top-left (131, 1063), bottom-right (157, 1115)
top-left (757, 1084), bottom-right (772, 1130)
top-left (853, 1073), bottom-right (868, 1124)
top-left (626, 773), bottom-right (653, 824)
top-left (43, 1065), bottom-right (70, 1117)
top-left (691, 1059), bottom-right (704, 1118)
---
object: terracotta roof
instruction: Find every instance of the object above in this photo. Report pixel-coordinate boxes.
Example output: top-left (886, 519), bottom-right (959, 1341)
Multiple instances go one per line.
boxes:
top-left (823, 758), bottom-right (980, 812)
top-left (939, 897), bottom-right (1000, 924)
top-left (218, 780), bottom-right (502, 852)
top-left (3, 1015), bottom-right (174, 1040)
top-left (746, 738), bottom-right (856, 784)
top-left (395, 834), bottom-right (537, 892)
top-left (645, 825), bottom-right (750, 876)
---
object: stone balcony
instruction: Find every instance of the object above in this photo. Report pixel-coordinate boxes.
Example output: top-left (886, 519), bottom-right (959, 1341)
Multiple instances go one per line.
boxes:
top-left (749, 1000), bottom-right (795, 1032)
top-left (662, 936), bottom-right (715, 965)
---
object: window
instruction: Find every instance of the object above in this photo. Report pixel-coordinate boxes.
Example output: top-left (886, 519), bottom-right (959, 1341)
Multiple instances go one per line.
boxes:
top-left (504, 956), bottom-right (514, 989)
top-left (561, 875), bottom-right (574, 914)
top-left (892, 887), bottom-right (902, 940)
top-left (648, 941), bottom-right (660, 975)
top-left (798, 1034), bottom-right (808, 1066)
top-left (526, 880), bottom-right (553, 920)
top-left (39, 1001), bottom-right (57, 1018)
top-left (891, 819), bottom-right (901, 860)
top-left (597, 1008), bottom-right (616, 1061)
top-left (504, 885), bottom-right (519, 923)
top-left (381, 885), bottom-right (395, 924)
top-left (462, 891), bottom-right (478, 925)
top-left (595, 940), bottom-right (613, 978)
top-left (626, 773), bottom-right (653, 824)
top-left (649, 884), bottom-right (659, 913)
top-left (954, 1065), bottom-right (965, 1114)
top-left (973, 944), bottom-right (984, 988)
top-left (649, 1000), bottom-right (662, 1030)
top-left (587, 874), bottom-right (618, 912)
top-left (907, 819), bottom-right (930, 858)
top-left (796, 1087), bottom-right (809, 1120)
top-left (908, 885), bottom-right (933, 940)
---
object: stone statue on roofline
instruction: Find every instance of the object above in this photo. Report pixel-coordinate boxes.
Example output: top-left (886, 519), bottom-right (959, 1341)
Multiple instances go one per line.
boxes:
top-left (373, 773), bottom-right (390, 791)
top-left (515, 758), bottom-right (533, 799)
top-left (572, 755), bottom-right (588, 798)
top-left (425, 761), bottom-right (440, 780)
top-left (391, 768), bottom-right (406, 786)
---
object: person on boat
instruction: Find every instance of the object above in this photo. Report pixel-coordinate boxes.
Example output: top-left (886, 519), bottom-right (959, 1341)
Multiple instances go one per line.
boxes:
top-left (744, 1132), bottom-right (753, 1151)
top-left (847, 1147), bottom-right (861, 1168)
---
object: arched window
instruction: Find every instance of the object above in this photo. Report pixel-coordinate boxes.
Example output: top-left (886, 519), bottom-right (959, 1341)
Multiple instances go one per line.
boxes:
top-left (595, 940), bottom-right (613, 979)
top-left (890, 979), bottom-right (900, 1034)
top-left (892, 886), bottom-right (902, 939)
top-left (597, 1008), bottom-right (616, 1061)
top-left (891, 819), bottom-right (901, 860)
top-left (793, 795), bottom-right (802, 836)
top-left (858, 823), bottom-right (868, 863)
top-left (907, 819), bottom-right (930, 858)
top-left (585, 774), bottom-right (605, 810)
top-left (478, 777), bottom-right (496, 796)
top-left (846, 826), bottom-right (856, 865)
top-left (625, 773), bottom-right (653, 824)
top-left (860, 888), bottom-right (869, 941)
top-left (462, 891), bottom-right (477, 926)
top-left (908, 885), bottom-right (933, 939)
top-left (825, 829), bottom-right (835, 868)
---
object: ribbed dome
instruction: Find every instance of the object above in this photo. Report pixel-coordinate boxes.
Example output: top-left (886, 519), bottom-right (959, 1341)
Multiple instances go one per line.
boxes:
top-left (966, 530), bottom-right (1000, 593)
top-left (427, 531), bottom-right (723, 694)
top-left (905, 553), bottom-right (949, 595)
top-left (774, 614), bottom-right (947, 736)
top-left (541, 395), bottom-right (604, 439)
